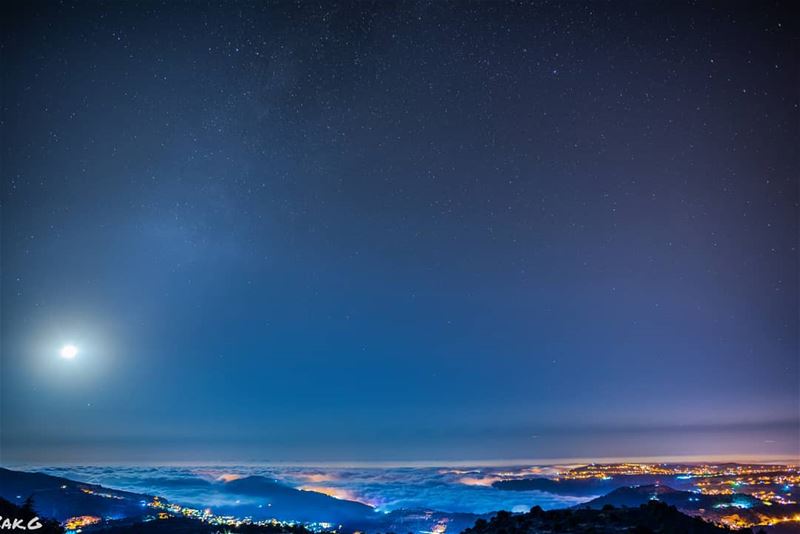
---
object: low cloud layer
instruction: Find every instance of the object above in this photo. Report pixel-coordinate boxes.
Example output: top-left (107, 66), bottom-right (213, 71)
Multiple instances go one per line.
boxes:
top-left (34, 464), bottom-right (586, 514)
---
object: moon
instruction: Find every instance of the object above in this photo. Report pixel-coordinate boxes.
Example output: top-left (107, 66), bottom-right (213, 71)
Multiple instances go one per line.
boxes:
top-left (60, 344), bottom-right (78, 359)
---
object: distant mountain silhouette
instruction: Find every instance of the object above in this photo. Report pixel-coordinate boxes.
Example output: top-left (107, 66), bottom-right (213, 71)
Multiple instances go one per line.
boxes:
top-left (493, 475), bottom-right (673, 496)
top-left (215, 475), bottom-right (376, 523)
top-left (576, 484), bottom-right (760, 511)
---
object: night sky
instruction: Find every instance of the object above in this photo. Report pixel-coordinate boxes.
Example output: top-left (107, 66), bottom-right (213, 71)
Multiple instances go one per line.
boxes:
top-left (1, 1), bottom-right (797, 464)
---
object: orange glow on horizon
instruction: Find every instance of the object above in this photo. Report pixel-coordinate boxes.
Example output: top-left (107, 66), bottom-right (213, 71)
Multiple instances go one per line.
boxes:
top-left (217, 473), bottom-right (245, 482)
top-left (299, 473), bottom-right (338, 483)
top-left (458, 476), bottom-right (501, 487)
top-left (299, 485), bottom-right (374, 507)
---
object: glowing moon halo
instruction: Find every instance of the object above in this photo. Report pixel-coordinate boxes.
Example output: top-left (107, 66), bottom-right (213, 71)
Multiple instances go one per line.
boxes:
top-left (60, 344), bottom-right (78, 359)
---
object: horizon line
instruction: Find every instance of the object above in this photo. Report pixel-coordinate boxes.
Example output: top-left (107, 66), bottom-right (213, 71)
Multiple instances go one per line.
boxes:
top-left (4, 453), bottom-right (798, 469)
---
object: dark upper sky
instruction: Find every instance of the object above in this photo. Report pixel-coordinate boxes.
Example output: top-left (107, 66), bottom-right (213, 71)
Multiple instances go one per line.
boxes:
top-left (1, 1), bottom-right (797, 464)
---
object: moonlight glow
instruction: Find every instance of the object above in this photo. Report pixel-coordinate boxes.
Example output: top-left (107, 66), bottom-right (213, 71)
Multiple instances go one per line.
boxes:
top-left (60, 344), bottom-right (78, 359)
top-left (0, 1), bottom-right (796, 466)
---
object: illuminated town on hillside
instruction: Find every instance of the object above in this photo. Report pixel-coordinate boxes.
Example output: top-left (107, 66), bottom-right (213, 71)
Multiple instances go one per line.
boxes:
top-left (63, 493), bottom-right (339, 534)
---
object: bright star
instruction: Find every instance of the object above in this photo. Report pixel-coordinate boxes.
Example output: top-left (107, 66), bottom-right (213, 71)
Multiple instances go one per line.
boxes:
top-left (60, 344), bottom-right (78, 359)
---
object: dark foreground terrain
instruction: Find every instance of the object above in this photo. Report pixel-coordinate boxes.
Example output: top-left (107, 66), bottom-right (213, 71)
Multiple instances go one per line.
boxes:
top-left (0, 498), bottom-right (751, 534)
top-left (0, 497), bottom-right (66, 533)
top-left (0, 496), bottom-right (762, 534)
top-left (464, 502), bottom-right (742, 534)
